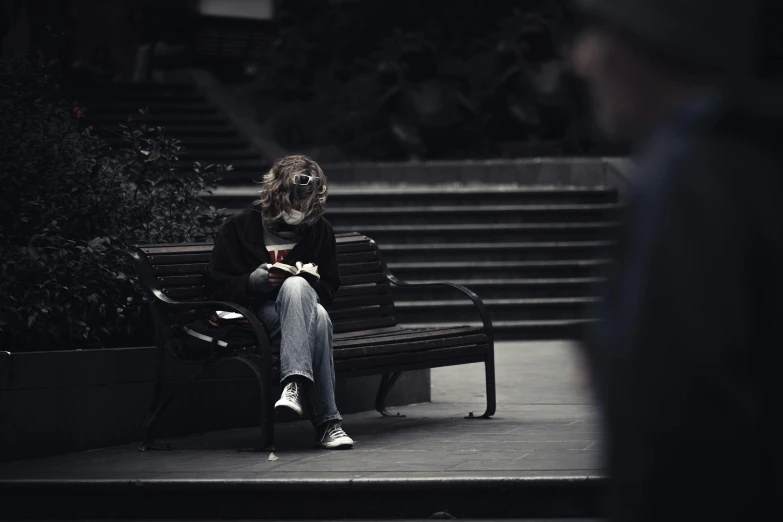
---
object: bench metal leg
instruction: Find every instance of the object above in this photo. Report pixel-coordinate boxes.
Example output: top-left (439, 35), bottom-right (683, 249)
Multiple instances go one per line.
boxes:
top-left (466, 348), bottom-right (496, 420)
top-left (376, 372), bottom-right (405, 418)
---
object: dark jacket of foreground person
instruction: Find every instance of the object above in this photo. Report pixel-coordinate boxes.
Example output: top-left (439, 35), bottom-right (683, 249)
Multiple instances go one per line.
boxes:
top-left (206, 207), bottom-right (341, 307)
top-left (586, 85), bottom-right (783, 521)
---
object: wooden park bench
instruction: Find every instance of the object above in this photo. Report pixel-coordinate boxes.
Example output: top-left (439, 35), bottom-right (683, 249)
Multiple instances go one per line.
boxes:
top-left (128, 232), bottom-right (495, 450)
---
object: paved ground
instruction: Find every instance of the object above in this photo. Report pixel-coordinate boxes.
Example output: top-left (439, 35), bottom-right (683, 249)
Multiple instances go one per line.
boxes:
top-left (0, 341), bottom-right (603, 480)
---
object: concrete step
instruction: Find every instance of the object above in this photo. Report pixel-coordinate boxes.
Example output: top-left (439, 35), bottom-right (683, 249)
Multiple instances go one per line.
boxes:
top-left (377, 241), bottom-right (616, 263)
top-left (212, 201), bottom-right (622, 223)
top-left (327, 186), bottom-right (619, 207)
top-left (387, 259), bottom-right (612, 280)
top-left (210, 185), bottom-right (620, 206)
top-left (208, 203), bottom-right (622, 224)
top-left (390, 277), bottom-right (606, 300)
top-left (400, 319), bottom-right (596, 340)
top-left (333, 222), bottom-right (619, 244)
top-left (323, 204), bottom-right (622, 226)
top-left (315, 158), bottom-right (620, 185)
top-left (394, 297), bottom-right (599, 323)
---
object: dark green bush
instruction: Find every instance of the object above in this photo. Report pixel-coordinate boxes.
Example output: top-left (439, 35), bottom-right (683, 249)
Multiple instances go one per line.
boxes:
top-left (0, 51), bottom-right (229, 351)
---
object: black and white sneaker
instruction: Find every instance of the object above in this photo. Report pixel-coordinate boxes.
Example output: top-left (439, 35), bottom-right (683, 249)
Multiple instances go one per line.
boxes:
top-left (315, 422), bottom-right (354, 449)
top-left (275, 381), bottom-right (304, 417)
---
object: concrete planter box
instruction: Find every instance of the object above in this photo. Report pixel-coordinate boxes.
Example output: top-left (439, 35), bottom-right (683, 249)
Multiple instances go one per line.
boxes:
top-left (0, 348), bottom-right (429, 462)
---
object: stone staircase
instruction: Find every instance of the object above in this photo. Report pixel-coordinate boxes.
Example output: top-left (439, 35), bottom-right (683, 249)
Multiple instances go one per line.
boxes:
top-left (64, 81), bottom-right (266, 180)
top-left (211, 185), bottom-right (620, 340)
top-left (66, 80), bottom-right (620, 342)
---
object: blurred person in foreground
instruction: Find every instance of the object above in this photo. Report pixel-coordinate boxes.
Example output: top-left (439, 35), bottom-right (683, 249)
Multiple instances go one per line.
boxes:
top-left (571, 0), bottom-right (782, 520)
top-left (207, 155), bottom-right (353, 449)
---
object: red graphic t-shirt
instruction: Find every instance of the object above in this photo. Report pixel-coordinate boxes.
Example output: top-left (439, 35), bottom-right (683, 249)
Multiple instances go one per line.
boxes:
top-left (263, 227), bottom-right (301, 264)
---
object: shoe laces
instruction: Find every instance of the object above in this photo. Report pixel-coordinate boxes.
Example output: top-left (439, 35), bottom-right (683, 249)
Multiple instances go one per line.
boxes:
top-left (325, 423), bottom-right (348, 440)
top-left (282, 381), bottom-right (300, 402)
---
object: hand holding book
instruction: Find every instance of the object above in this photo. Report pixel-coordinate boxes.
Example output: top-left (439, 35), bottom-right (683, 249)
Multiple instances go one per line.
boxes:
top-left (269, 261), bottom-right (320, 287)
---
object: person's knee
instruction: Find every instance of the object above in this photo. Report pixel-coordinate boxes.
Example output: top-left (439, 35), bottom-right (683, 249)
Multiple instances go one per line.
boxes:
top-left (280, 276), bottom-right (313, 297)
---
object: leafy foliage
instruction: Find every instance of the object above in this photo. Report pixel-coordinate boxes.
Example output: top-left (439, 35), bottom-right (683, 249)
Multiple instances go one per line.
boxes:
top-left (0, 50), bottom-right (229, 351)
top-left (241, 0), bottom-right (602, 160)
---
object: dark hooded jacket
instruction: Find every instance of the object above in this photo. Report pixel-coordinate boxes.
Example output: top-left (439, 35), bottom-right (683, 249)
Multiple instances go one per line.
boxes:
top-left (205, 206), bottom-right (341, 308)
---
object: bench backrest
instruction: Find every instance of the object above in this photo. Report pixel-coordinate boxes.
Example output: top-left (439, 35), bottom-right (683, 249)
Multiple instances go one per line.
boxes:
top-left (133, 232), bottom-right (397, 334)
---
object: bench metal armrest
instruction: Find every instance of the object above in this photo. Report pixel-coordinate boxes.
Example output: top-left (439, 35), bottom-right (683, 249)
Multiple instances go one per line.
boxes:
top-left (126, 249), bottom-right (272, 359)
top-left (374, 245), bottom-right (494, 347)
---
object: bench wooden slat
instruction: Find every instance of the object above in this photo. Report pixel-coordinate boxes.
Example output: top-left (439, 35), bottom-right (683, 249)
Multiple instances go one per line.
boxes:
top-left (145, 249), bottom-right (370, 270)
top-left (153, 263), bottom-right (208, 276)
top-left (158, 274), bottom-right (205, 287)
top-left (335, 233), bottom-right (370, 243)
top-left (329, 305), bottom-right (394, 322)
top-left (334, 283), bottom-right (390, 299)
top-left (334, 333), bottom-right (487, 359)
top-left (142, 243), bottom-right (370, 265)
top-left (333, 325), bottom-right (405, 339)
top-left (335, 242), bottom-right (375, 255)
top-left (332, 316), bottom-right (397, 334)
top-left (335, 344), bottom-right (489, 371)
top-left (138, 244), bottom-right (213, 255)
top-left (166, 287), bottom-right (391, 303)
top-left (162, 286), bottom-right (206, 299)
top-left (335, 232), bottom-right (364, 239)
top-left (148, 252), bottom-right (212, 265)
top-left (338, 262), bottom-right (383, 276)
top-left (138, 232), bottom-right (365, 251)
top-left (331, 294), bottom-right (393, 310)
top-left (340, 327), bottom-right (439, 341)
top-left (337, 251), bottom-right (378, 263)
top-left (140, 232), bottom-right (360, 248)
top-left (341, 273), bottom-right (387, 285)
top-left (334, 326), bottom-right (483, 348)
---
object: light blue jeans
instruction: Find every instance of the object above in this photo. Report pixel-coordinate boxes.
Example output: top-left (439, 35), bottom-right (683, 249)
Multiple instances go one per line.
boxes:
top-left (256, 276), bottom-right (342, 427)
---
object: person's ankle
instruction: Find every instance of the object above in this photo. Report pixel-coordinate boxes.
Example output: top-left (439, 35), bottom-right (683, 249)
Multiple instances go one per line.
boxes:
top-left (317, 419), bottom-right (340, 431)
top-left (284, 375), bottom-right (310, 391)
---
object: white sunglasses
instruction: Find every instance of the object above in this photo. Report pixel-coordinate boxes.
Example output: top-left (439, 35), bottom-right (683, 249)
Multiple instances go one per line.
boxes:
top-left (294, 174), bottom-right (315, 186)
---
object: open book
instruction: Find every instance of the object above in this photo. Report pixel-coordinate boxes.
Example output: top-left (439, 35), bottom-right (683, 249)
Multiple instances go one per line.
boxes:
top-left (269, 262), bottom-right (320, 285)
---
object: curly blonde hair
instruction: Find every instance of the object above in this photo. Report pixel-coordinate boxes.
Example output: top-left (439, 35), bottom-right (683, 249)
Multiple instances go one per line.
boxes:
top-left (255, 155), bottom-right (328, 229)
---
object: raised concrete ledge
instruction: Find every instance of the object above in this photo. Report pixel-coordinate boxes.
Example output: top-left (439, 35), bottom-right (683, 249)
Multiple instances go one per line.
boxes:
top-left (0, 474), bottom-right (606, 490)
top-left (0, 343), bottom-right (602, 518)
top-left (0, 475), bottom-right (606, 519)
top-left (0, 347), bottom-right (428, 462)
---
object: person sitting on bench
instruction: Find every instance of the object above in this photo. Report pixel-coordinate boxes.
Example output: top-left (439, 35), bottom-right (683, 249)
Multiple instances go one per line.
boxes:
top-left (206, 155), bottom-right (353, 449)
